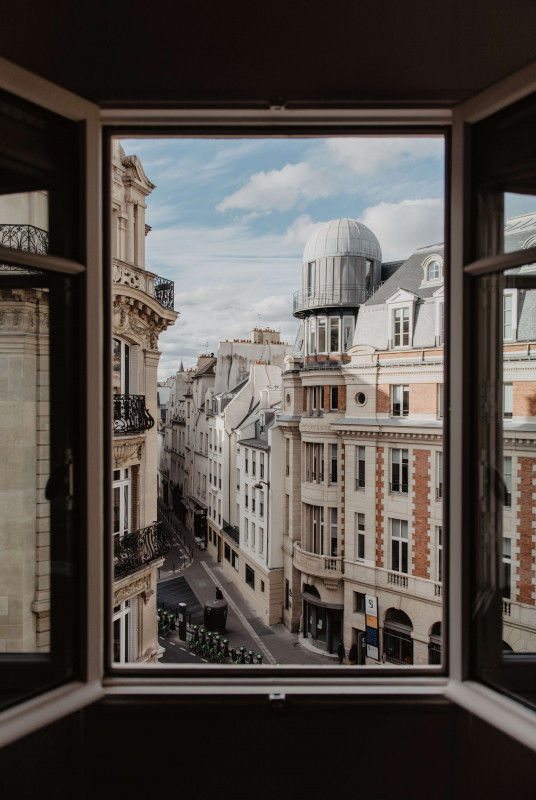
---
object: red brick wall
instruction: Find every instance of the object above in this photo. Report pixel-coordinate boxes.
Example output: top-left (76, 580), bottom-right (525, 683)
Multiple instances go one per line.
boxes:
top-left (517, 456), bottom-right (535, 605)
top-left (410, 384), bottom-right (437, 415)
top-left (376, 446), bottom-right (385, 568)
top-left (377, 385), bottom-right (390, 414)
top-left (302, 387), bottom-right (307, 414)
top-left (513, 382), bottom-right (536, 418)
top-left (324, 385), bottom-right (330, 409)
top-left (412, 449), bottom-right (430, 579)
top-left (340, 442), bottom-right (345, 558)
top-left (338, 385), bottom-right (347, 412)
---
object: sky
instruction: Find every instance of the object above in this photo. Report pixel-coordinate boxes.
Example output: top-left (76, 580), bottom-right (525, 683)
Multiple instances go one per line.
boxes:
top-left (122, 136), bottom-right (449, 380)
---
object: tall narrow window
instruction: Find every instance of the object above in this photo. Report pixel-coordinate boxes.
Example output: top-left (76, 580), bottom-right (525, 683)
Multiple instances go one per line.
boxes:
top-left (307, 260), bottom-right (315, 295)
top-left (502, 538), bottom-right (512, 600)
top-left (329, 317), bottom-right (340, 352)
top-left (356, 445), bottom-right (365, 489)
top-left (437, 526), bottom-right (443, 583)
top-left (343, 315), bottom-right (354, 351)
top-left (391, 519), bottom-right (409, 574)
top-left (365, 259), bottom-right (373, 289)
top-left (356, 513), bottom-right (365, 560)
top-left (309, 317), bottom-right (316, 354)
top-left (436, 451), bottom-right (443, 500)
top-left (391, 449), bottom-right (408, 494)
top-left (330, 444), bottom-right (338, 484)
top-left (393, 307), bottom-right (410, 347)
top-left (312, 506), bottom-right (324, 555)
top-left (318, 317), bottom-right (327, 352)
top-left (330, 386), bottom-right (339, 410)
top-left (503, 383), bottom-right (513, 418)
top-left (503, 291), bottom-right (514, 340)
top-left (113, 468), bottom-right (131, 544)
top-left (503, 456), bottom-right (512, 508)
top-left (392, 384), bottom-right (409, 417)
top-left (330, 508), bottom-right (338, 557)
top-left (437, 383), bottom-right (444, 419)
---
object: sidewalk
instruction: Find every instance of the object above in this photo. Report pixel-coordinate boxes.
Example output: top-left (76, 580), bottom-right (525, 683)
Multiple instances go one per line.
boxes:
top-left (157, 503), bottom-right (336, 665)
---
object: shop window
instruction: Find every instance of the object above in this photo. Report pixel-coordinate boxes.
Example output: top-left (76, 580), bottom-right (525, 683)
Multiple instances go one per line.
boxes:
top-left (383, 608), bottom-right (413, 664)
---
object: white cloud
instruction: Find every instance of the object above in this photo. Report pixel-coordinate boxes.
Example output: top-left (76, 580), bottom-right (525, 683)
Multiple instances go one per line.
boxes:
top-left (360, 198), bottom-right (444, 261)
top-left (282, 214), bottom-right (323, 247)
top-left (326, 137), bottom-right (444, 177)
top-left (216, 162), bottom-right (336, 213)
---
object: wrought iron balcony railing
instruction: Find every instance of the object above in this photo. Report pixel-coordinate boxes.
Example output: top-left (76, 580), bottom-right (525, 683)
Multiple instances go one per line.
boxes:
top-left (114, 522), bottom-right (170, 578)
top-left (0, 223), bottom-right (49, 255)
top-left (154, 275), bottom-right (174, 311)
top-left (293, 283), bottom-right (375, 315)
top-left (114, 394), bottom-right (155, 434)
top-left (112, 259), bottom-right (175, 311)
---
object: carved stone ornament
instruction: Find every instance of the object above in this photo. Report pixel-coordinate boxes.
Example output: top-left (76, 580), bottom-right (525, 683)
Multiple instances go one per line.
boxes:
top-left (114, 440), bottom-right (144, 467)
top-left (0, 298), bottom-right (49, 333)
top-left (112, 262), bottom-right (146, 293)
top-left (114, 574), bottom-right (151, 604)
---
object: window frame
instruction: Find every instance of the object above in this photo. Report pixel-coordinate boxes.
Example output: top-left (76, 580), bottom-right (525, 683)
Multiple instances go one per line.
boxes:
top-left (6, 50), bottom-right (536, 760)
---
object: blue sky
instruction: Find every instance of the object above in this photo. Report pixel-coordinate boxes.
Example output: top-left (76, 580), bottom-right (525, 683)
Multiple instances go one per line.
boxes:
top-left (123, 136), bottom-right (447, 379)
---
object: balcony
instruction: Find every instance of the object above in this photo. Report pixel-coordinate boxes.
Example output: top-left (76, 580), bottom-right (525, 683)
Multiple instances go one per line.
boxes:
top-left (293, 283), bottom-right (374, 317)
top-left (223, 520), bottom-right (240, 545)
top-left (112, 259), bottom-right (175, 311)
top-left (114, 394), bottom-right (155, 434)
top-left (0, 223), bottom-right (49, 255)
top-left (344, 561), bottom-right (442, 602)
top-left (293, 543), bottom-right (343, 580)
top-left (114, 522), bottom-right (170, 578)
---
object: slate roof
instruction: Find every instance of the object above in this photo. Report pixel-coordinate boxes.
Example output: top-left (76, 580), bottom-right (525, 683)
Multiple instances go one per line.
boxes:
top-left (366, 243), bottom-right (444, 306)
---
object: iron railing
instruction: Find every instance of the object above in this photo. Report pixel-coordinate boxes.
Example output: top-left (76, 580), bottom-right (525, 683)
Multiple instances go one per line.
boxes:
top-left (293, 283), bottom-right (374, 314)
top-left (114, 522), bottom-right (170, 578)
top-left (0, 223), bottom-right (49, 255)
top-left (114, 394), bottom-right (155, 434)
top-left (154, 275), bottom-right (174, 310)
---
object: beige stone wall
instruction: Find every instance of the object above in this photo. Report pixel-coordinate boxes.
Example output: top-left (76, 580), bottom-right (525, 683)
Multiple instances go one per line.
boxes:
top-left (0, 290), bottom-right (50, 653)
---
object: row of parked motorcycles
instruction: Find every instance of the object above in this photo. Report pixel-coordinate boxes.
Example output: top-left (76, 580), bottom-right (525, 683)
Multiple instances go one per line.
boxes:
top-left (189, 626), bottom-right (264, 664)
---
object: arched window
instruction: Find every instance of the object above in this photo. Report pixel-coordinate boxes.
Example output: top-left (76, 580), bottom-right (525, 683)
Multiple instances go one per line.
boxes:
top-left (429, 621), bottom-right (442, 664)
top-left (383, 608), bottom-right (413, 664)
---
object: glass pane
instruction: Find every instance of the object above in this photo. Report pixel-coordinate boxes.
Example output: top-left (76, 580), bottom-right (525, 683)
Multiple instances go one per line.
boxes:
top-left (117, 134), bottom-right (444, 669)
top-left (0, 274), bottom-right (50, 654)
top-left (501, 268), bottom-right (536, 654)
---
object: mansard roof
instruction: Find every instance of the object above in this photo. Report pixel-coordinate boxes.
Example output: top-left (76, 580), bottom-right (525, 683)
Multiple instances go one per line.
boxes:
top-left (365, 243), bottom-right (445, 306)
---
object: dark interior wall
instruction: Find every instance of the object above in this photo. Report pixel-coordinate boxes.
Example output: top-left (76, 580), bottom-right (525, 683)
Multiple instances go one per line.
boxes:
top-left (1, 697), bottom-right (534, 800)
top-left (2, 0), bottom-right (536, 106)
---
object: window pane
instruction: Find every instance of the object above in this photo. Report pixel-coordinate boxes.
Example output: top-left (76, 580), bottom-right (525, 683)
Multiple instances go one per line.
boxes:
top-left (130, 134), bottom-right (444, 669)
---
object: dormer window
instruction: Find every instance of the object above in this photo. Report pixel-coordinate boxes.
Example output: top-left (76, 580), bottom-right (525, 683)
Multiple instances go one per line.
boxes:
top-left (422, 254), bottom-right (444, 285)
top-left (393, 307), bottom-right (410, 347)
top-left (386, 289), bottom-right (417, 350)
top-left (428, 260), bottom-right (441, 281)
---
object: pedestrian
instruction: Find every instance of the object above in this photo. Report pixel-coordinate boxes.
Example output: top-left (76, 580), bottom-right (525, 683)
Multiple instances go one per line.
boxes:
top-left (348, 643), bottom-right (357, 665)
top-left (337, 640), bottom-right (345, 664)
top-left (215, 586), bottom-right (223, 600)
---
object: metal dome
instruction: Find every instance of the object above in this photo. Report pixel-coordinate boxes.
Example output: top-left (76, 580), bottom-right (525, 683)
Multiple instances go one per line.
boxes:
top-left (303, 218), bottom-right (382, 263)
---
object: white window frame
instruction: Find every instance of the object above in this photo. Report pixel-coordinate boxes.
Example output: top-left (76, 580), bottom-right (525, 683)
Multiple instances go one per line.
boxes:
top-left (386, 290), bottom-right (417, 349)
top-left (503, 289), bottom-right (517, 341)
top-left (356, 513), bottom-right (365, 561)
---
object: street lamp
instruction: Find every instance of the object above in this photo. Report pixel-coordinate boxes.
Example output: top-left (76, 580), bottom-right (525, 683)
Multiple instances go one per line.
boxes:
top-left (253, 480), bottom-right (270, 489)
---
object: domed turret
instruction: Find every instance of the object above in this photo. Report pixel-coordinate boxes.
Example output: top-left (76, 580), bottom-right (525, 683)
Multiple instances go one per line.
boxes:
top-left (293, 218), bottom-right (383, 361)
top-left (293, 218), bottom-right (382, 319)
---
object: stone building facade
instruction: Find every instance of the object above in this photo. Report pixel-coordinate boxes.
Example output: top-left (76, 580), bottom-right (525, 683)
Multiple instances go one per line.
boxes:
top-left (279, 214), bottom-right (536, 663)
top-left (111, 142), bottom-right (177, 663)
